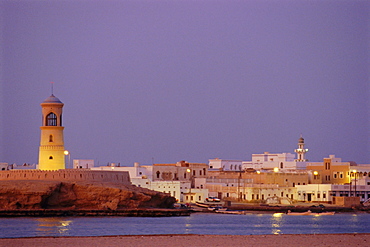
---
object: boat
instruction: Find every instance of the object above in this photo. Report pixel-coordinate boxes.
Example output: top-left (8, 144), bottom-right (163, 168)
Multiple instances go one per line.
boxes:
top-left (287, 210), bottom-right (335, 216)
top-left (195, 201), bottom-right (210, 208)
top-left (207, 206), bottom-right (224, 211)
top-left (195, 201), bottom-right (222, 208)
top-left (315, 212), bottom-right (335, 215)
top-left (215, 209), bottom-right (245, 214)
top-left (287, 210), bottom-right (312, 215)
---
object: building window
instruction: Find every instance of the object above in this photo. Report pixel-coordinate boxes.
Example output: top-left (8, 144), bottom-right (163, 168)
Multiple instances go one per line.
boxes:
top-left (156, 171), bottom-right (160, 179)
top-left (49, 135), bottom-right (53, 142)
top-left (49, 156), bottom-right (53, 160)
top-left (280, 162), bottom-right (283, 169)
top-left (46, 112), bottom-right (57, 126)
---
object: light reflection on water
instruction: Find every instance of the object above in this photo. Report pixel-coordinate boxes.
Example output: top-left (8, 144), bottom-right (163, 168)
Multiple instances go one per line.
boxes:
top-left (36, 218), bottom-right (72, 236)
top-left (271, 213), bottom-right (283, 235)
top-left (0, 213), bottom-right (369, 238)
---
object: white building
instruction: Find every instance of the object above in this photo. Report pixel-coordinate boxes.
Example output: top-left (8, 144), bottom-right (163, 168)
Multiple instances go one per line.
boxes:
top-left (243, 152), bottom-right (306, 170)
top-left (208, 159), bottom-right (243, 171)
top-left (296, 183), bottom-right (370, 203)
top-left (296, 184), bottom-right (332, 202)
top-left (73, 159), bottom-right (95, 169)
top-left (241, 136), bottom-right (309, 170)
top-left (0, 163), bottom-right (8, 171)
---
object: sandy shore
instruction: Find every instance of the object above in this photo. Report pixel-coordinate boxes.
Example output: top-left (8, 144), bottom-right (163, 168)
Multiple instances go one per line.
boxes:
top-left (0, 234), bottom-right (369, 247)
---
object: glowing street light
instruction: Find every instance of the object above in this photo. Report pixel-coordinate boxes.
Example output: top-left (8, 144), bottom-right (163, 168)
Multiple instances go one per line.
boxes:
top-left (64, 150), bottom-right (70, 169)
top-left (352, 170), bottom-right (357, 197)
top-left (273, 167), bottom-right (279, 185)
top-left (313, 171), bottom-right (319, 201)
top-left (257, 170), bottom-right (261, 201)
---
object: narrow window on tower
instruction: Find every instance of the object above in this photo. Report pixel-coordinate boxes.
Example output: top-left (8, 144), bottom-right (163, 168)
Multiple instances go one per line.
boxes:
top-left (49, 156), bottom-right (53, 160)
top-left (49, 135), bottom-right (53, 142)
top-left (46, 112), bottom-right (57, 126)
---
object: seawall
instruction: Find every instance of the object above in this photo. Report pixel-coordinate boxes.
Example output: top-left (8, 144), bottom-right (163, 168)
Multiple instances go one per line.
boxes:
top-left (0, 169), bottom-right (130, 184)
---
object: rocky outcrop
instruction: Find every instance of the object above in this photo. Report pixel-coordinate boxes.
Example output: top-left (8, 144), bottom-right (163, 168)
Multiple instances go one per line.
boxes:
top-left (0, 180), bottom-right (176, 210)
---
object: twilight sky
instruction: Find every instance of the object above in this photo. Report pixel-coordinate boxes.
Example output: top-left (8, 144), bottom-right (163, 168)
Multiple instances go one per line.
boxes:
top-left (1, 0), bottom-right (369, 167)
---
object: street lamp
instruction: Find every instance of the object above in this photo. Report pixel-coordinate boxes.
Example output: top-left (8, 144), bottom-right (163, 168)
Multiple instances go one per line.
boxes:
top-left (353, 170), bottom-right (357, 197)
top-left (186, 168), bottom-right (192, 202)
top-left (64, 150), bottom-right (70, 169)
top-left (313, 171), bottom-right (319, 201)
top-left (257, 171), bottom-right (261, 202)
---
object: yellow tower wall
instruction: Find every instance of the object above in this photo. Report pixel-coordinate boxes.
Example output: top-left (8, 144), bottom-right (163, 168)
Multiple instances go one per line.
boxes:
top-left (38, 95), bottom-right (66, 170)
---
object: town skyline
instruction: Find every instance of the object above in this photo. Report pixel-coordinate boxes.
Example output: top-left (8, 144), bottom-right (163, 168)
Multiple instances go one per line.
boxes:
top-left (1, 1), bottom-right (369, 166)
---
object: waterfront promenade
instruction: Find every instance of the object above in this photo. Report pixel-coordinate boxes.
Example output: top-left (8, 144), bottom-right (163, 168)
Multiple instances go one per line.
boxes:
top-left (1, 234), bottom-right (369, 247)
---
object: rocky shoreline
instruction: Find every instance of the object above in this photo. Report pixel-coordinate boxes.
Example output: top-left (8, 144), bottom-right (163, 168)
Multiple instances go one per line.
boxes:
top-left (0, 208), bottom-right (191, 217)
top-left (0, 180), bottom-right (176, 210)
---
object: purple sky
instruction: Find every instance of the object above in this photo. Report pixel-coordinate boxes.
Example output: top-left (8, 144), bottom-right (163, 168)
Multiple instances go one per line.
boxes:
top-left (1, 0), bottom-right (369, 167)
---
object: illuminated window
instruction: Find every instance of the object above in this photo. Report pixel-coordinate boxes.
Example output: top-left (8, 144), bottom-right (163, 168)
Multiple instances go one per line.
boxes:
top-left (46, 112), bottom-right (57, 126)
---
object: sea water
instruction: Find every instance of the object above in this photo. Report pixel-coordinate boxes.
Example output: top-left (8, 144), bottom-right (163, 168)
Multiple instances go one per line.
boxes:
top-left (0, 212), bottom-right (369, 238)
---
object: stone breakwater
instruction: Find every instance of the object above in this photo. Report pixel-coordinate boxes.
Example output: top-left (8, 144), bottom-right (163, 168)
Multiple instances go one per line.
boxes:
top-left (0, 208), bottom-right (190, 217)
top-left (0, 180), bottom-right (176, 211)
top-left (0, 169), bottom-right (130, 183)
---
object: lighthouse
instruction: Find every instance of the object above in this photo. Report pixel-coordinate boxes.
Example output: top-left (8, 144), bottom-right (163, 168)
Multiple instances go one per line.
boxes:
top-left (38, 94), bottom-right (65, 170)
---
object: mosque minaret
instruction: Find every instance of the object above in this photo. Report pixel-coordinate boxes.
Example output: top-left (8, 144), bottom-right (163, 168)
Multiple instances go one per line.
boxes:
top-left (38, 94), bottom-right (66, 170)
top-left (294, 135), bottom-right (308, 162)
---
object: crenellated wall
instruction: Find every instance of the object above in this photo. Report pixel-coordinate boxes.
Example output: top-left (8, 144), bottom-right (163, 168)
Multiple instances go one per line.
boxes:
top-left (0, 169), bottom-right (131, 184)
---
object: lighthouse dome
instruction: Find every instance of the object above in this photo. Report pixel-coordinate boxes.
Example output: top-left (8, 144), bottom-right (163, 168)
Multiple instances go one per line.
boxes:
top-left (43, 94), bottom-right (63, 104)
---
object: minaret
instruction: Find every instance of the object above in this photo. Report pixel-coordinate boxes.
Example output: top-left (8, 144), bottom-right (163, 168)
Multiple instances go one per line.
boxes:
top-left (294, 135), bottom-right (308, 162)
top-left (38, 94), bottom-right (65, 170)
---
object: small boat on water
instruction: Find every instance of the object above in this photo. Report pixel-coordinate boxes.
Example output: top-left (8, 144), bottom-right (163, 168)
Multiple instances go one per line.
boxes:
top-left (314, 212), bottom-right (335, 215)
top-left (287, 210), bottom-right (312, 215)
top-left (215, 209), bottom-right (245, 214)
top-left (195, 201), bottom-right (222, 208)
top-left (207, 206), bottom-right (223, 211)
top-left (287, 210), bottom-right (335, 216)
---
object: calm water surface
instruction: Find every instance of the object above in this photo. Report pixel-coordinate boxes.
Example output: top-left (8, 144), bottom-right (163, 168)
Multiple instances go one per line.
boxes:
top-left (0, 212), bottom-right (369, 238)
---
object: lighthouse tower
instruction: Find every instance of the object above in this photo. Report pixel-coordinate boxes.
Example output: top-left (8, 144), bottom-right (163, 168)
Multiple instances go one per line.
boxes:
top-left (38, 94), bottom-right (65, 170)
top-left (294, 135), bottom-right (308, 162)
